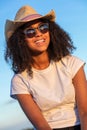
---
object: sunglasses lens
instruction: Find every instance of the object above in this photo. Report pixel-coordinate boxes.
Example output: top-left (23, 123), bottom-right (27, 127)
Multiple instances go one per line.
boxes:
top-left (24, 23), bottom-right (49, 38)
top-left (25, 29), bottom-right (36, 38)
top-left (39, 24), bottom-right (49, 34)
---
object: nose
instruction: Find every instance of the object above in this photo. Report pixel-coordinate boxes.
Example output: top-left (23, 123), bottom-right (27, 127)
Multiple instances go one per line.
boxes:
top-left (35, 28), bottom-right (42, 37)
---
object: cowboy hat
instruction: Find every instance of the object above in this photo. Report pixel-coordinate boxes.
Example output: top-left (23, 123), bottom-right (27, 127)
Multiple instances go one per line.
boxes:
top-left (5, 5), bottom-right (56, 41)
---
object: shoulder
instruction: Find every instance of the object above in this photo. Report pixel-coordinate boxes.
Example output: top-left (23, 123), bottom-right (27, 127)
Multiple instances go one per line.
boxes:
top-left (11, 70), bottom-right (28, 84)
top-left (10, 71), bottom-right (30, 99)
top-left (60, 55), bottom-right (85, 66)
top-left (55, 55), bottom-right (85, 78)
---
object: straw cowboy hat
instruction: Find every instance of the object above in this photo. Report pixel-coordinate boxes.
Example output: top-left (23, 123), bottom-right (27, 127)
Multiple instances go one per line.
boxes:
top-left (5, 5), bottom-right (56, 41)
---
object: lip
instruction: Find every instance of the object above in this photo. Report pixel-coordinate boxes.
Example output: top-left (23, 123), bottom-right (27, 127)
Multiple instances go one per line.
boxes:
top-left (35, 39), bottom-right (45, 46)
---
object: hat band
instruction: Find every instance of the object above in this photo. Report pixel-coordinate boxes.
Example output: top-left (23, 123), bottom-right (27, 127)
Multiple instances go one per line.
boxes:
top-left (21, 14), bottom-right (42, 21)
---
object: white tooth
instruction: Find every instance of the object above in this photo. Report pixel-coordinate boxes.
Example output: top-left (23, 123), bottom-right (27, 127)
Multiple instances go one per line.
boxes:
top-left (35, 39), bottom-right (44, 43)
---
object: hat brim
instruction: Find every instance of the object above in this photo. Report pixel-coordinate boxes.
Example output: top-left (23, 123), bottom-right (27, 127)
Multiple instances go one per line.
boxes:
top-left (5, 10), bottom-right (55, 41)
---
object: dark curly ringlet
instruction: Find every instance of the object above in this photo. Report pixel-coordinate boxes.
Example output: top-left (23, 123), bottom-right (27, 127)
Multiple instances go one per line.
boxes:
top-left (5, 25), bottom-right (34, 76)
top-left (4, 19), bottom-right (76, 76)
top-left (48, 21), bottom-right (76, 60)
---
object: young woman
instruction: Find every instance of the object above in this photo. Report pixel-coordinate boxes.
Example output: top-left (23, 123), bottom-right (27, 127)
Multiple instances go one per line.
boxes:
top-left (4, 5), bottom-right (87, 130)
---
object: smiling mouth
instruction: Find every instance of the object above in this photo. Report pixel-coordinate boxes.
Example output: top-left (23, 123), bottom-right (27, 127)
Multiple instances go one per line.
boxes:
top-left (35, 39), bottom-right (45, 45)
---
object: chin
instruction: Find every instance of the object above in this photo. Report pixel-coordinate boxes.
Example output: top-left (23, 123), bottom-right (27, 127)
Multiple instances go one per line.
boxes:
top-left (30, 49), bottom-right (47, 56)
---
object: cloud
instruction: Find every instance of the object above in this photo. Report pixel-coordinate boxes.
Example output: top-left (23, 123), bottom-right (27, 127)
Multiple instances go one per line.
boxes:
top-left (3, 99), bottom-right (16, 106)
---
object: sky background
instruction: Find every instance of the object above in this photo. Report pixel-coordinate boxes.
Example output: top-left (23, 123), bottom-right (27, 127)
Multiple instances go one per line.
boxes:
top-left (0, 0), bottom-right (87, 130)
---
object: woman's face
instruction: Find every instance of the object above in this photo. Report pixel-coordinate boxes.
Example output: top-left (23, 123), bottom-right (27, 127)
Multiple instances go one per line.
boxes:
top-left (24, 20), bottom-right (50, 54)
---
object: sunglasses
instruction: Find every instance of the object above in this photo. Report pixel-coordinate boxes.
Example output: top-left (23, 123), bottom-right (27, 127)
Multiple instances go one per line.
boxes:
top-left (24, 23), bottom-right (49, 38)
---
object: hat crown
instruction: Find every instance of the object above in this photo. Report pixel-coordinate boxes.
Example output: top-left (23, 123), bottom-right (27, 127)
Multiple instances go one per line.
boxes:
top-left (14, 5), bottom-right (38, 20)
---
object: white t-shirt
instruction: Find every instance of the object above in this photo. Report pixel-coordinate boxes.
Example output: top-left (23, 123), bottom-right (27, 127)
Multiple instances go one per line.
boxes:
top-left (10, 55), bottom-right (85, 128)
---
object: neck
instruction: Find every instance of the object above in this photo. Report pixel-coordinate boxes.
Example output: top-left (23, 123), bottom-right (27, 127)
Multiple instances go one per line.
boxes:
top-left (32, 52), bottom-right (50, 70)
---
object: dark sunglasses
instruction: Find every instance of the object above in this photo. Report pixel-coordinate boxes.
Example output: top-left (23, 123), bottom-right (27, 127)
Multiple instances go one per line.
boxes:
top-left (24, 23), bottom-right (49, 38)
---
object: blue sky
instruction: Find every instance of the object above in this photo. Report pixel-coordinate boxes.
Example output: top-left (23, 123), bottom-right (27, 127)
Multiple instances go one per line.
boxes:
top-left (0, 0), bottom-right (87, 130)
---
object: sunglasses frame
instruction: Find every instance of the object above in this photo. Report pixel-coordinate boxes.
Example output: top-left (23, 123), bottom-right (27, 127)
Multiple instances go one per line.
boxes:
top-left (24, 23), bottom-right (49, 38)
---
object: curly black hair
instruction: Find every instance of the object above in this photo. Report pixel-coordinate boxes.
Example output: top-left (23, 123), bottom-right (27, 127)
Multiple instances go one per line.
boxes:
top-left (4, 19), bottom-right (76, 76)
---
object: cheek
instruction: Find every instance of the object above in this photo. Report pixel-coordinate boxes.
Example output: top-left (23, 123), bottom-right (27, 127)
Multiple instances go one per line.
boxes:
top-left (25, 39), bottom-right (33, 48)
top-left (47, 33), bottom-right (50, 44)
